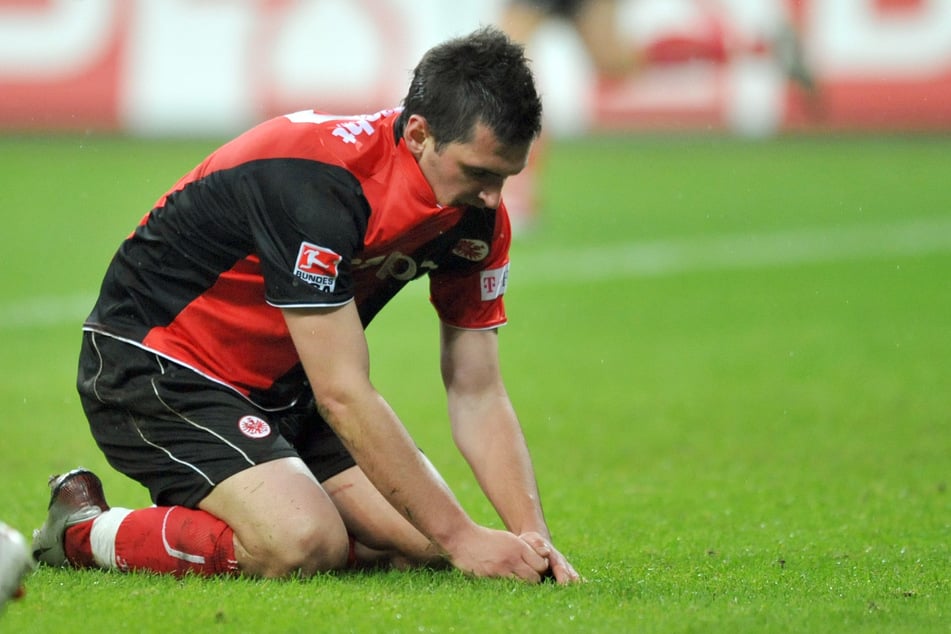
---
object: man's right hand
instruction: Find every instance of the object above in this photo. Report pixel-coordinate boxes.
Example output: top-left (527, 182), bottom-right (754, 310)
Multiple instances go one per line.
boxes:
top-left (445, 524), bottom-right (550, 582)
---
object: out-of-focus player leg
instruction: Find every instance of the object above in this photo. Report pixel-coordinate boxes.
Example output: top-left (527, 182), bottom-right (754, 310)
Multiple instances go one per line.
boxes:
top-left (573, 0), bottom-right (642, 78)
top-left (497, 1), bottom-right (552, 234)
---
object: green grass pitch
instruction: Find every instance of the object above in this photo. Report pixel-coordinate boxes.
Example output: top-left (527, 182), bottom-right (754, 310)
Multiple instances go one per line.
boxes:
top-left (0, 133), bottom-right (948, 633)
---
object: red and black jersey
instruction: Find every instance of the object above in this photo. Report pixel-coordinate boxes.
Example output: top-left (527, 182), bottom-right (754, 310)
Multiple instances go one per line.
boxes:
top-left (84, 109), bottom-right (512, 410)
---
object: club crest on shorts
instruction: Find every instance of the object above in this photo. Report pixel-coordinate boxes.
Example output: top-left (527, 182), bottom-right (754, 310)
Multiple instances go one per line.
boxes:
top-left (294, 241), bottom-right (342, 292)
top-left (238, 415), bottom-right (271, 439)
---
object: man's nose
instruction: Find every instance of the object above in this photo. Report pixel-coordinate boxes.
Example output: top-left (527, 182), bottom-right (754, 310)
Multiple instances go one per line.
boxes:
top-left (479, 185), bottom-right (502, 210)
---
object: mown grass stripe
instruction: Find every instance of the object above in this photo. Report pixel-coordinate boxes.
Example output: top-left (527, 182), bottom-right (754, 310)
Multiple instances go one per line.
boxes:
top-left (2, 216), bottom-right (949, 329)
top-left (517, 216), bottom-right (951, 282)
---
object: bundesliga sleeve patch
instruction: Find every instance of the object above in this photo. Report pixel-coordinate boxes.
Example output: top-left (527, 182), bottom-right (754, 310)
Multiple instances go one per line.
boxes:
top-left (294, 242), bottom-right (342, 292)
top-left (480, 264), bottom-right (509, 301)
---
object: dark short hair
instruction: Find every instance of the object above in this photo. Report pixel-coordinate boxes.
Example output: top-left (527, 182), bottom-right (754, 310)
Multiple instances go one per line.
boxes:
top-left (396, 26), bottom-right (543, 150)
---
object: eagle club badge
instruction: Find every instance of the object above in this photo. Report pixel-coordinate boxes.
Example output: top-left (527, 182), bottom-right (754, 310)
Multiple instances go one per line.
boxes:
top-left (238, 415), bottom-right (271, 439)
top-left (451, 239), bottom-right (489, 262)
top-left (294, 241), bottom-right (342, 292)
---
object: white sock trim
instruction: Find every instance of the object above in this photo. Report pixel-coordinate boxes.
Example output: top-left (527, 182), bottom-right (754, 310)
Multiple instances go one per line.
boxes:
top-left (90, 507), bottom-right (133, 570)
top-left (161, 507), bottom-right (206, 565)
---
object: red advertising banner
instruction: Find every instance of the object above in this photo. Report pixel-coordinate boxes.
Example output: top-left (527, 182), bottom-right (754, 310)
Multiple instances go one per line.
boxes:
top-left (0, 0), bottom-right (129, 129)
top-left (0, 0), bottom-right (948, 135)
top-left (591, 0), bottom-right (951, 134)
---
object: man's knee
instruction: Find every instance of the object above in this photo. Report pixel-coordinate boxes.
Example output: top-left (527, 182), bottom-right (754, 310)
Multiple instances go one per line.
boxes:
top-left (237, 513), bottom-right (350, 578)
top-left (199, 457), bottom-right (352, 578)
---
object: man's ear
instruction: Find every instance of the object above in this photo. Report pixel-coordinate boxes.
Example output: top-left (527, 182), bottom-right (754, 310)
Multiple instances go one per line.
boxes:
top-left (402, 114), bottom-right (431, 158)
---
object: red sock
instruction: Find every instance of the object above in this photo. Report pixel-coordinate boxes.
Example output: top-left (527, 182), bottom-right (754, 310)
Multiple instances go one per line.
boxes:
top-left (65, 506), bottom-right (239, 577)
top-left (116, 506), bottom-right (238, 576)
top-left (64, 520), bottom-right (96, 568)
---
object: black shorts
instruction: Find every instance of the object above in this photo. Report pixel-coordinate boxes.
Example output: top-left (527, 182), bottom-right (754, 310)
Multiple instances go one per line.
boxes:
top-left (509, 0), bottom-right (585, 19)
top-left (77, 331), bottom-right (356, 508)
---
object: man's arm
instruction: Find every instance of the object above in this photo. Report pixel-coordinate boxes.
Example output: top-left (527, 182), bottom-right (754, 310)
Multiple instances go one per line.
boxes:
top-left (282, 301), bottom-right (549, 581)
top-left (439, 323), bottom-right (581, 584)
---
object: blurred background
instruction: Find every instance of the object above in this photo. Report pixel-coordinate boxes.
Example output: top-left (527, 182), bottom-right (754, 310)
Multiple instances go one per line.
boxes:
top-left (1, 0), bottom-right (949, 139)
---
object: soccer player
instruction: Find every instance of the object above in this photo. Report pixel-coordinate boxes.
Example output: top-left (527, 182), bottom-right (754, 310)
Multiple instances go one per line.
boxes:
top-left (31, 26), bottom-right (580, 585)
top-left (501, 0), bottom-right (810, 95)
top-left (498, 0), bottom-right (732, 229)
top-left (502, 0), bottom-right (731, 81)
top-left (499, 0), bottom-right (814, 229)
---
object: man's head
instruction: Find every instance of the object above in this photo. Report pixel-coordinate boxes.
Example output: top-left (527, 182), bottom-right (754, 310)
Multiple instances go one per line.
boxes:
top-left (398, 26), bottom-right (542, 150)
top-left (398, 27), bottom-right (543, 209)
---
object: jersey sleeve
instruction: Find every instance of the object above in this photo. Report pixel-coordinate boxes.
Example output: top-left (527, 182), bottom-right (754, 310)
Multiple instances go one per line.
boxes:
top-left (244, 159), bottom-right (370, 307)
top-left (428, 207), bottom-right (512, 330)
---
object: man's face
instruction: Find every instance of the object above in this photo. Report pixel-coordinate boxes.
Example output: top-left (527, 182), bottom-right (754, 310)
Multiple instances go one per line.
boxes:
top-left (408, 117), bottom-right (531, 210)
